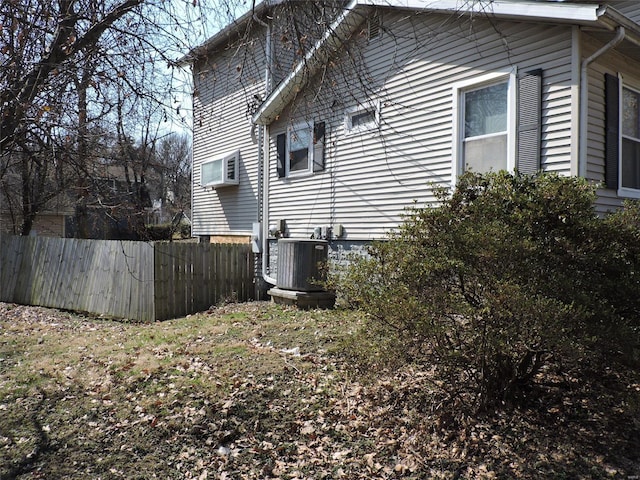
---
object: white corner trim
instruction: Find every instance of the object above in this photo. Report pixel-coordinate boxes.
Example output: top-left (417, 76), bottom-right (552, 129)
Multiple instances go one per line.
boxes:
top-left (569, 26), bottom-right (581, 177)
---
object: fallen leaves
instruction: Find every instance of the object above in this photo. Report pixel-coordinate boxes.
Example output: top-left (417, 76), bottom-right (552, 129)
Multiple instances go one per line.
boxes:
top-left (1, 302), bottom-right (639, 479)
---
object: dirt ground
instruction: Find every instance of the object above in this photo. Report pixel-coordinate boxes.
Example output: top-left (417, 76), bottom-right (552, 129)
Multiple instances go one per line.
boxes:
top-left (1, 301), bottom-right (639, 479)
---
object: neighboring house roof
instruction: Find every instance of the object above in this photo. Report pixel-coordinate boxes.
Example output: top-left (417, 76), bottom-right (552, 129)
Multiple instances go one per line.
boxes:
top-left (250, 0), bottom-right (640, 125)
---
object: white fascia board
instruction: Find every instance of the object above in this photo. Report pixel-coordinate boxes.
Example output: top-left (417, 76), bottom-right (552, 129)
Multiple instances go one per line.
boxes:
top-left (359, 0), bottom-right (601, 24)
top-left (188, 0), bottom-right (629, 68)
top-left (252, 0), bottom-right (372, 125)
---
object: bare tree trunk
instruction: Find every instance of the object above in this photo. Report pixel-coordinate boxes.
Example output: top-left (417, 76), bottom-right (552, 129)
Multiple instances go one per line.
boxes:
top-left (74, 61), bottom-right (93, 239)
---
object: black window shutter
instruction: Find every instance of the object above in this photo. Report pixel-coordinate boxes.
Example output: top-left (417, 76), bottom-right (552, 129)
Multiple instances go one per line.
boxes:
top-left (276, 132), bottom-right (286, 178)
top-left (605, 73), bottom-right (620, 190)
top-left (313, 121), bottom-right (326, 172)
top-left (517, 69), bottom-right (542, 175)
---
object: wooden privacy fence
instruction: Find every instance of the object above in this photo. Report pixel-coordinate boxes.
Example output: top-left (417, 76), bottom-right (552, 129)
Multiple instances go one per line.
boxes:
top-left (0, 235), bottom-right (255, 321)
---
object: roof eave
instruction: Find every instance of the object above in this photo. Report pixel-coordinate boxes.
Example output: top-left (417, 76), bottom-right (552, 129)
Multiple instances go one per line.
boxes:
top-left (360, 0), bottom-right (602, 24)
top-left (177, 1), bottom-right (278, 66)
top-left (251, 1), bottom-right (640, 126)
top-left (596, 5), bottom-right (640, 49)
top-left (252, 0), bottom-right (372, 125)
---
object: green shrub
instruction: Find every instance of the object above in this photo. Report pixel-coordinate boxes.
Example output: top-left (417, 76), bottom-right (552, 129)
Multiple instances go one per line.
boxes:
top-left (176, 222), bottom-right (191, 239)
top-left (337, 171), bottom-right (640, 411)
top-left (144, 222), bottom-right (191, 241)
top-left (144, 224), bottom-right (173, 241)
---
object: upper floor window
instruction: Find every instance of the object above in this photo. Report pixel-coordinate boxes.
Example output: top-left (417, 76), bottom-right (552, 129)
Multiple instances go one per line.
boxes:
top-left (276, 121), bottom-right (326, 178)
top-left (288, 123), bottom-right (313, 176)
top-left (345, 102), bottom-right (379, 134)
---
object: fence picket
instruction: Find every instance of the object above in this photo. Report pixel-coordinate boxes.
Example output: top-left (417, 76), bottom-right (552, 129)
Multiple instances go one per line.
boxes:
top-left (0, 236), bottom-right (254, 321)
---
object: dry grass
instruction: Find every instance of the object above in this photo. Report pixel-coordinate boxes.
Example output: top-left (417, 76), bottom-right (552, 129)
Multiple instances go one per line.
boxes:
top-left (1, 301), bottom-right (639, 479)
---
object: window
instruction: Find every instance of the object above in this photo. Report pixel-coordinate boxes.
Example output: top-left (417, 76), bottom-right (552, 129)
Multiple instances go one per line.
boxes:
top-left (463, 82), bottom-right (508, 173)
top-left (604, 73), bottom-right (640, 197)
top-left (345, 103), bottom-right (379, 134)
top-left (452, 70), bottom-right (518, 184)
top-left (621, 85), bottom-right (640, 190)
top-left (276, 121), bottom-right (326, 178)
top-left (288, 123), bottom-right (312, 175)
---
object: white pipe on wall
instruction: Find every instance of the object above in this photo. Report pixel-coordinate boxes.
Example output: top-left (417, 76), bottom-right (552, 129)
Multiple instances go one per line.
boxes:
top-left (578, 26), bottom-right (624, 179)
top-left (253, 12), bottom-right (277, 286)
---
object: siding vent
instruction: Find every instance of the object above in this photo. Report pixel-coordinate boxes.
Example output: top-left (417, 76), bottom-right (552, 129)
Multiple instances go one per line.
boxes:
top-left (368, 12), bottom-right (381, 41)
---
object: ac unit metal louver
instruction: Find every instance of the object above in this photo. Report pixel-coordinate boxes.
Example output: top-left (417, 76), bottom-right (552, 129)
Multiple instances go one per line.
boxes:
top-left (276, 239), bottom-right (328, 292)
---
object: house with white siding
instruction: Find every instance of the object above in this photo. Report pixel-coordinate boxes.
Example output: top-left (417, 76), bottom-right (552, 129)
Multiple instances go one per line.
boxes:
top-left (182, 0), bottom-right (640, 293)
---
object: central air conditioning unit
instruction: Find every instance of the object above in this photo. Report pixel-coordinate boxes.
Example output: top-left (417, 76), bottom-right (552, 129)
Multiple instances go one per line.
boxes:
top-left (276, 239), bottom-right (328, 292)
top-left (201, 150), bottom-right (240, 188)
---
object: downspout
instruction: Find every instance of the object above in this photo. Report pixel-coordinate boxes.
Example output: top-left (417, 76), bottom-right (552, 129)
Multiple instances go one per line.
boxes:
top-left (260, 123), bottom-right (276, 286)
top-left (253, 12), bottom-right (277, 286)
top-left (579, 26), bottom-right (624, 178)
top-left (252, 1), bottom-right (366, 286)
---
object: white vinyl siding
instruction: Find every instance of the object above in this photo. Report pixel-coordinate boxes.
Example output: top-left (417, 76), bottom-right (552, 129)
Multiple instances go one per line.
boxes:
top-left (191, 34), bottom-right (266, 236)
top-left (268, 11), bottom-right (574, 239)
top-left (269, 3), bottom-right (343, 87)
